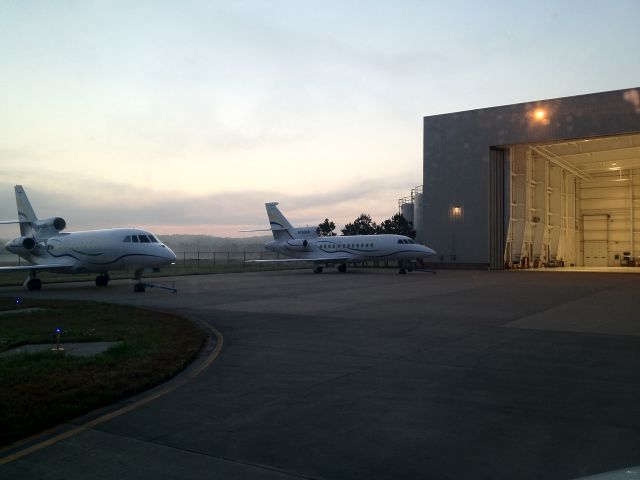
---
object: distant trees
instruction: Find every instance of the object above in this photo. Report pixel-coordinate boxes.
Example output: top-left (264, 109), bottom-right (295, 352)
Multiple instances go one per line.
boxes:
top-left (318, 218), bottom-right (337, 236)
top-left (340, 213), bottom-right (415, 238)
top-left (341, 214), bottom-right (378, 236)
top-left (378, 213), bottom-right (416, 239)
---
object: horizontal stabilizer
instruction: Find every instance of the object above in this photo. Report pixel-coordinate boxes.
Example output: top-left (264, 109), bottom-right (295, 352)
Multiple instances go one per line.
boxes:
top-left (268, 223), bottom-right (290, 231)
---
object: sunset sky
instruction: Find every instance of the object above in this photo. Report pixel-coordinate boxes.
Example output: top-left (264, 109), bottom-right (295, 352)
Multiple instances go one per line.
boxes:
top-left (1, 1), bottom-right (639, 237)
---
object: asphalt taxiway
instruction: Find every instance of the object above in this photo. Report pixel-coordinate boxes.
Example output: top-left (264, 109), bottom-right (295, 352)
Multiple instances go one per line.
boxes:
top-left (1, 269), bottom-right (639, 479)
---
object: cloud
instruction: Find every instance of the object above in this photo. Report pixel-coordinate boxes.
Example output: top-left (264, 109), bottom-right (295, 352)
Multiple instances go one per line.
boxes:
top-left (0, 174), bottom-right (414, 236)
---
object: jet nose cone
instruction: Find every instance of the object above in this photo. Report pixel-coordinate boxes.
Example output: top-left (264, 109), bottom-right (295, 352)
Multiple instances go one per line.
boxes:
top-left (164, 246), bottom-right (177, 263)
top-left (416, 244), bottom-right (436, 257)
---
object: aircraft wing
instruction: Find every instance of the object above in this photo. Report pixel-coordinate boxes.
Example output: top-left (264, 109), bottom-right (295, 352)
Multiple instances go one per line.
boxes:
top-left (0, 264), bottom-right (71, 272)
top-left (0, 220), bottom-right (21, 224)
top-left (246, 256), bottom-right (353, 264)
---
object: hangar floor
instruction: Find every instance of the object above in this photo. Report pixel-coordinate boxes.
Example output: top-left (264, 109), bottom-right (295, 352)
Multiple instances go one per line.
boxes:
top-left (515, 266), bottom-right (640, 274)
top-left (1, 269), bottom-right (639, 480)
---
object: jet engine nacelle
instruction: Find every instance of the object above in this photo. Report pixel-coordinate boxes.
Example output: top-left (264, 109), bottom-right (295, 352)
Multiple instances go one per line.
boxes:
top-left (5, 236), bottom-right (36, 255)
top-left (285, 239), bottom-right (310, 250)
top-left (34, 217), bottom-right (66, 233)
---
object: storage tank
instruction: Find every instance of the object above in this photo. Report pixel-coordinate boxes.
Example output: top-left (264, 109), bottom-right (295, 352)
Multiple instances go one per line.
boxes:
top-left (413, 186), bottom-right (424, 244)
top-left (400, 200), bottom-right (414, 225)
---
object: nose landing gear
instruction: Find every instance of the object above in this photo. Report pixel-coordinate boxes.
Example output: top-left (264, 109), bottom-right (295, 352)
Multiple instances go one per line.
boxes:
top-left (398, 260), bottom-right (416, 274)
top-left (132, 269), bottom-right (177, 293)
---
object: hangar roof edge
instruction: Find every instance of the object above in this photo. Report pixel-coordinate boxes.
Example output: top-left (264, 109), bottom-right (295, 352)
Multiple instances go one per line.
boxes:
top-left (423, 87), bottom-right (640, 119)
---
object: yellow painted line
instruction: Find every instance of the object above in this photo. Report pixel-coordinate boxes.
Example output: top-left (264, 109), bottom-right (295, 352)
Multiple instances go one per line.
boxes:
top-left (0, 320), bottom-right (223, 466)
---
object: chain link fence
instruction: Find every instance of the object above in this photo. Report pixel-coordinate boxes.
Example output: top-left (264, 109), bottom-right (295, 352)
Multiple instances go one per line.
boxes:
top-left (0, 250), bottom-right (392, 270)
top-left (174, 250), bottom-right (280, 267)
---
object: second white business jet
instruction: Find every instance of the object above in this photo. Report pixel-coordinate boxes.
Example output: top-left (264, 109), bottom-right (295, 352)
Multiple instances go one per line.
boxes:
top-left (0, 185), bottom-right (176, 291)
top-left (247, 202), bottom-right (436, 273)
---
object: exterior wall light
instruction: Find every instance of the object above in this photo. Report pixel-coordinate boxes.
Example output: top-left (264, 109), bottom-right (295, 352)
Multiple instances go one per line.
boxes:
top-left (451, 205), bottom-right (463, 219)
top-left (529, 107), bottom-right (550, 125)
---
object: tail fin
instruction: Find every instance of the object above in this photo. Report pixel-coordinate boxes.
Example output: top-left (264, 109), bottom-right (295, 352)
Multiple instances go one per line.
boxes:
top-left (265, 202), bottom-right (319, 241)
top-left (266, 202), bottom-right (294, 241)
top-left (15, 185), bottom-right (37, 237)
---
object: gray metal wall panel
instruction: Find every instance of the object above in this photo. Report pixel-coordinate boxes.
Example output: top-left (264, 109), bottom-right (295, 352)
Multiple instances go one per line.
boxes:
top-left (423, 88), bottom-right (640, 266)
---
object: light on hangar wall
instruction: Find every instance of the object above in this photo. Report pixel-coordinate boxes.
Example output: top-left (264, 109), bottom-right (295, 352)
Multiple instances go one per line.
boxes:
top-left (528, 106), bottom-right (550, 126)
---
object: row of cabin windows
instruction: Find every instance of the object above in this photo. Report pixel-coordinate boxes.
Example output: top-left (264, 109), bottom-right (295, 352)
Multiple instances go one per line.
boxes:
top-left (322, 240), bottom-right (413, 248)
top-left (323, 243), bottom-right (374, 249)
top-left (123, 234), bottom-right (159, 244)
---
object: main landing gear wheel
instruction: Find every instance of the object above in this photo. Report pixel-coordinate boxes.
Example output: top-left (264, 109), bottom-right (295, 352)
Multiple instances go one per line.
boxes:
top-left (26, 278), bottom-right (42, 291)
top-left (313, 266), bottom-right (323, 274)
top-left (337, 264), bottom-right (347, 273)
top-left (398, 268), bottom-right (407, 274)
top-left (133, 283), bottom-right (146, 293)
top-left (95, 273), bottom-right (110, 287)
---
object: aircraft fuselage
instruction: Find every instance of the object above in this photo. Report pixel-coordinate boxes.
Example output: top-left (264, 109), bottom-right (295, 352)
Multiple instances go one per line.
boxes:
top-left (265, 234), bottom-right (435, 263)
top-left (5, 228), bottom-right (176, 274)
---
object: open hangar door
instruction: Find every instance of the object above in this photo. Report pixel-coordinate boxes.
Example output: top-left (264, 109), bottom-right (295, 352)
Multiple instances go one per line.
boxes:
top-left (500, 133), bottom-right (640, 269)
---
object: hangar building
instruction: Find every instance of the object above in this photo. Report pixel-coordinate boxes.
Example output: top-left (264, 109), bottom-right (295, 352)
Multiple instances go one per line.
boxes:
top-left (422, 87), bottom-right (640, 269)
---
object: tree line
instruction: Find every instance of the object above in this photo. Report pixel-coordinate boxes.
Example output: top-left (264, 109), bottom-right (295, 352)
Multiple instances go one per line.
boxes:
top-left (318, 213), bottom-right (416, 238)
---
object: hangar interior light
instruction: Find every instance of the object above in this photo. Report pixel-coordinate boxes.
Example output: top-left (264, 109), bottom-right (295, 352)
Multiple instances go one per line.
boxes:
top-left (612, 168), bottom-right (629, 182)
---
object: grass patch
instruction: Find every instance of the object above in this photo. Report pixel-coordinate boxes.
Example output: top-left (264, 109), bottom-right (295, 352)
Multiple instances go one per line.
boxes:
top-left (0, 297), bottom-right (207, 446)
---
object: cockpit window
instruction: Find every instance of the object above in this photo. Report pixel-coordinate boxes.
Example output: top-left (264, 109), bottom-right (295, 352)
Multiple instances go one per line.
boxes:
top-left (148, 235), bottom-right (159, 243)
top-left (132, 235), bottom-right (139, 243)
top-left (397, 239), bottom-right (403, 244)
top-left (139, 235), bottom-right (150, 243)
top-left (123, 235), bottom-right (131, 242)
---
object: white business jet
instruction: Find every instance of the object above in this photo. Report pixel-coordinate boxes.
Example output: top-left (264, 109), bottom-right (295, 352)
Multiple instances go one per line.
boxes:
top-left (247, 202), bottom-right (436, 274)
top-left (0, 185), bottom-right (177, 291)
